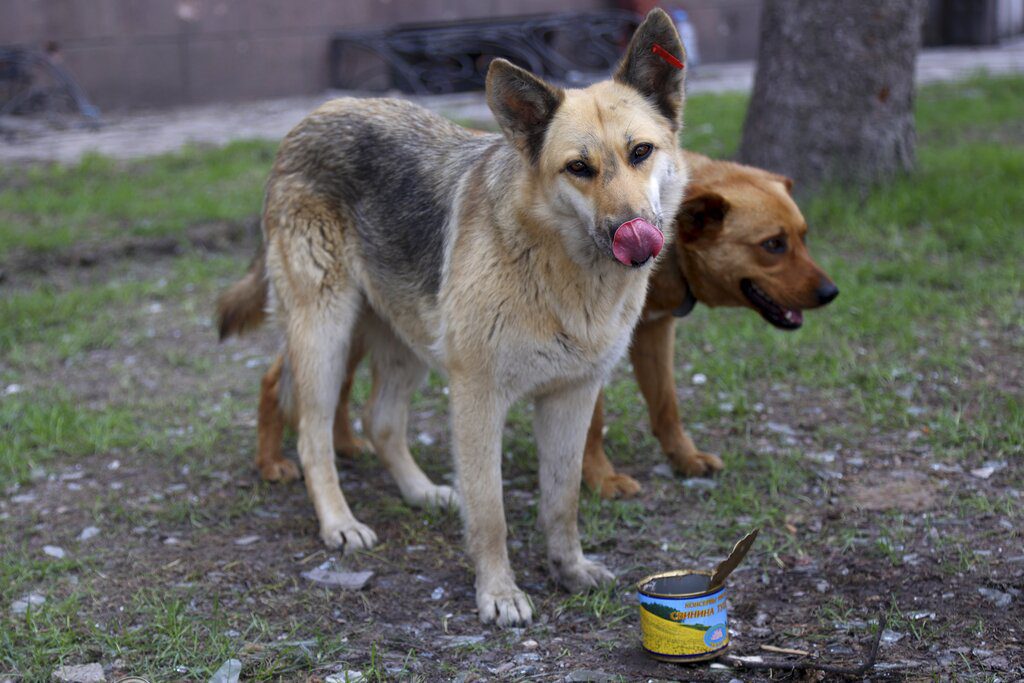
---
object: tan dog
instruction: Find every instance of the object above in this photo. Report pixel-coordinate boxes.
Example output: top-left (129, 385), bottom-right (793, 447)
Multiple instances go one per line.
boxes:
top-left (239, 152), bottom-right (837, 501)
top-left (218, 10), bottom-right (689, 627)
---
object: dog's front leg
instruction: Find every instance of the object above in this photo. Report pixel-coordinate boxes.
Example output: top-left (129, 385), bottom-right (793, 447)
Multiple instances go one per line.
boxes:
top-left (631, 315), bottom-right (724, 477)
top-left (449, 379), bottom-right (530, 627)
top-left (535, 380), bottom-right (615, 592)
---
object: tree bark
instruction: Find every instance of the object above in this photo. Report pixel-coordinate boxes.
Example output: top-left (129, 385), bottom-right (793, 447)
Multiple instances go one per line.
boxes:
top-left (738, 0), bottom-right (926, 191)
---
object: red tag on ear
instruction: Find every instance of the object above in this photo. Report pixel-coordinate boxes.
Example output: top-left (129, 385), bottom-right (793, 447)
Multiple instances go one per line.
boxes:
top-left (651, 43), bottom-right (684, 70)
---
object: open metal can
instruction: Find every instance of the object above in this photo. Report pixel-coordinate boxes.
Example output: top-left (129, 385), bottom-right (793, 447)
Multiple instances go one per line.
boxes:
top-left (636, 569), bottom-right (730, 662)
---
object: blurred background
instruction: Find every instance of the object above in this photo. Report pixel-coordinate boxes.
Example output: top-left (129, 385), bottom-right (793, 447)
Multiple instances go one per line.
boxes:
top-left (2, 0), bottom-right (1022, 108)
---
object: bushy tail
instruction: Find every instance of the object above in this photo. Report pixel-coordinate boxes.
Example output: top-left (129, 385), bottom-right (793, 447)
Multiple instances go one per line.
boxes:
top-left (216, 247), bottom-right (269, 340)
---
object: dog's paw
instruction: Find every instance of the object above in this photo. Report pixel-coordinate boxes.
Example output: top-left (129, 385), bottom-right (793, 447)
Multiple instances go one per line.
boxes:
top-left (257, 457), bottom-right (301, 483)
top-left (407, 484), bottom-right (459, 510)
top-left (551, 555), bottom-right (615, 593)
top-left (320, 519), bottom-right (378, 553)
top-left (671, 450), bottom-right (725, 478)
top-left (334, 435), bottom-right (374, 458)
top-left (477, 584), bottom-right (533, 627)
top-left (597, 472), bottom-right (643, 499)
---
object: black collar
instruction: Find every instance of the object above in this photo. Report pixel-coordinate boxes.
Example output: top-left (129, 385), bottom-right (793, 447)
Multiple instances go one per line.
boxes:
top-left (671, 281), bottom-right (698, 318)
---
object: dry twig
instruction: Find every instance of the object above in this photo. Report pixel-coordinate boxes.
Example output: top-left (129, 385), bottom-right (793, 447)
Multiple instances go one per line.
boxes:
top-left (723, 610), bottom-right (888, 677)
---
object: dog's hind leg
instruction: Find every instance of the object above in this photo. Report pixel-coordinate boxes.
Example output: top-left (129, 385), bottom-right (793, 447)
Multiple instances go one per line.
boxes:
top-left (535, 380), bottom-right (615, 593)
top-left (363, 318), bottom-right (456, 508)
top-left (255, 354), bottom-right (301, 483)
top-left (286, 286), bottom-right (377, 552)
top-left (333, 332), bottom-right (373, 458)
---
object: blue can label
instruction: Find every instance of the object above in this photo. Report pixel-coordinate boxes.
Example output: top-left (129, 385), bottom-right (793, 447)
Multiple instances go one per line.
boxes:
top-left (703, 622), bottom-right (729, 647)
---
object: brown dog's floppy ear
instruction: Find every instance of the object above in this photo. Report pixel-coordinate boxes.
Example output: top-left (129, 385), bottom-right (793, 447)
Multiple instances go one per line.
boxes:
top-left (614, 9), bottom-right (687, 130)
top-left (768, 172), bottom-right (795, 194)
top-left (678, 188), bottom-right (730, 242)
top-left (486, 58), bottom-right (564, 164)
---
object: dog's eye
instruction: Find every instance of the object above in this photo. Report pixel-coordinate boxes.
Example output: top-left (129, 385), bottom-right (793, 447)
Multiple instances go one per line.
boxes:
top-left (630, 143), bottom-right (653, 165)
top-left (566, 160), bottom-right (593, 177)
top-left (761, 236), bottom-right (787, 254)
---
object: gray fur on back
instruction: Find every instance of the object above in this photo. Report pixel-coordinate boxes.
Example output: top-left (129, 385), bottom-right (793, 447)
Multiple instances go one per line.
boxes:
top-left (275, 98), bottom-right (502, 297)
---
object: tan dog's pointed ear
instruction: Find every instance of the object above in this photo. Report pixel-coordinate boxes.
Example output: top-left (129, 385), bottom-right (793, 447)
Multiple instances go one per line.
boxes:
top-left (614, 9), bottom-right (687, 130)
top-left (679, 188), bottom-right (730, 242)
top-left (486, 58), bottom-right (564, 164)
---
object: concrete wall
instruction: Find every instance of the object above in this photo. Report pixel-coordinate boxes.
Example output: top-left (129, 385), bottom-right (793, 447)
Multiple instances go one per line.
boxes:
top-left (1, 0), bottom-right (603, 109)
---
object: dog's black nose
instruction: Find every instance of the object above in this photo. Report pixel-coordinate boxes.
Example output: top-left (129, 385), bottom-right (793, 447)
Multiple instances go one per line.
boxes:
top-left (816, 279), bottom-right (839, 305)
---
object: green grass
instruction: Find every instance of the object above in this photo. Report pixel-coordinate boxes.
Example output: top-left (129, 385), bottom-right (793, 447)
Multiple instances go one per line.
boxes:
top-left (0, 140), bottom-right (276, 256)
top-left (0, 548), bottom-right (351, 681)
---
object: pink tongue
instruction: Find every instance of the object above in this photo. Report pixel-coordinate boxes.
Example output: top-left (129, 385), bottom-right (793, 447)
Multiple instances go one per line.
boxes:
top-left (612, 218), bottom-right (664, 266)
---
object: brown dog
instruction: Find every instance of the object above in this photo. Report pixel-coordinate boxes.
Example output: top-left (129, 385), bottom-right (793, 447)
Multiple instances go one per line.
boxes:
top-left (583, 150), bottom-right (838, 496)
top-left (236, 151), bottom-right (837, 501)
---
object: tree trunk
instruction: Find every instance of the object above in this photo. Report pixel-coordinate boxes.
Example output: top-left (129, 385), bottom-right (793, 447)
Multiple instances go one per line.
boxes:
top-left (738, 0), bottom-right (926, 191)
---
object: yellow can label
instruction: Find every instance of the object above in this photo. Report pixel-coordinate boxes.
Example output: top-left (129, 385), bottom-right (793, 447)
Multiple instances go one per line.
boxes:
top-left (638, 586), bottom-right (729, 658)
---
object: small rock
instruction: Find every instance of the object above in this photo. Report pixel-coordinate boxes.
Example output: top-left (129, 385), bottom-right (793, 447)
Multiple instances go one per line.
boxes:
top-left (981, 655), bottom-right (1009, 670)
top-left (754, 611), bottom-right (770, 627)
top-left (301, 568), bottom-right (373, 590)
top-left (431, 587), bottom-right (445, 601)
top-left (522, 639), bottom-right (539, 650)
top-left (11, 493), bottom-right (36, 504)
top-left (515, 653), bottom-right (540, 664)
top-left (651, 463), bottom-right (674, 479)
top-left (691, 373), bottom-right (707, 385)
top-left (564, 671), bottom-right (619, 683)
top-left (416, 432), bottom-right (435, 446)
top-left (10, 593), bottom-right (46, 615)
top-left (4, 383), bottom-right (23, 395)
top-left (766, 421), bottom-right (797, 436)
top-left (43, 546), bottom-right (66, 559)
top-left (441, 635), bottom-right (485, 649)
top-left (325, 673), bottom-right (364, 683)
top-left (814, 580), bottom-right (830, 593)
top-left (978, 587), bottom-right (1012, 608)
top-left (107, 460), bottom-right (120, 470)
top-left (234, 535), bottom-right (260, 546)
top-left (970, 461), bottom-right (1006, 480)
top-left (681, 478), bottom-right (718, 490)
top-left (208, 658), bottom-right (241, 683)
top-left (880, 629), bottom-right (904, 644)
top-left (78, 527), bottom-right (100, 542)
top-left (806, 450), bottom-right (837, 464)
top-left (51, 663), bottom-right (105, 683)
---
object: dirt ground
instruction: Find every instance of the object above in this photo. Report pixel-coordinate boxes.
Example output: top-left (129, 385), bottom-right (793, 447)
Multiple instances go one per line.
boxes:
top-left (2, 222), bottom-right (1020, 682)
